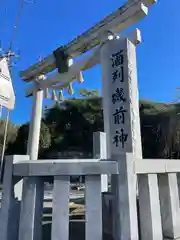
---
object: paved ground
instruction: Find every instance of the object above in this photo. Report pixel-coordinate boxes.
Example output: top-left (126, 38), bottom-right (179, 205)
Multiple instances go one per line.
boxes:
top-left (0, 190), bottom-right (84, 208)
top-left (44, 190), bottom-right (84, 200)
top-left (44, 190), bottom-right (85, 208)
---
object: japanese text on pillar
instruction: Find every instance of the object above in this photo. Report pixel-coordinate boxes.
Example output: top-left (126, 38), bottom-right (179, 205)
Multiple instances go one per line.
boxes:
top-left (111, 50), bottom-right (128, 149)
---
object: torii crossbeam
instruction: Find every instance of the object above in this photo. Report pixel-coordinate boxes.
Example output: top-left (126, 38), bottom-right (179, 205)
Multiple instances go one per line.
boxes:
top-left (25, 28), bottom-right (141, 97)
top-left (19, 0), bottom-right (156, 82)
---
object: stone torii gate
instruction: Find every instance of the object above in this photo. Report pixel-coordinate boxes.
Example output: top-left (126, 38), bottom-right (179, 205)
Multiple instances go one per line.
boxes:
top-left (20, 0), bottom-right (154, 166)
top-left (19, 1), bottom-right (158, 239)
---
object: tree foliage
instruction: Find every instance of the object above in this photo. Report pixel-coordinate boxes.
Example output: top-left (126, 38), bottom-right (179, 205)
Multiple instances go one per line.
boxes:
top-left (0, 120), bottom-right (19, 155)
top-left (7, 121), bottom-right (51, 157)
top-left (44, 97), bottom-right (102, 156)
top-left (3, 94), bottom-right (180, 160)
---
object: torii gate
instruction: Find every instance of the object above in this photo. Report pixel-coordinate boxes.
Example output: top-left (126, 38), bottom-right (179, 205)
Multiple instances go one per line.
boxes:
top-left (20, 0), bottom-right (155, 161)
top-left (19, 1), bottom-right (156, 239)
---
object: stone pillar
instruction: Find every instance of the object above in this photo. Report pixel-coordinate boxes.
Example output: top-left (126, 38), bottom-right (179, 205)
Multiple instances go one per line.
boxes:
top-left (85, 175), bottom-right (102, 240)
top-left (19, 80), bottom-right (44, 240)
top-left (101, 37), bottom-right (142, 240)
top-left (101, 37), bottom-right (142, 161)
top-left (18, 177), bottom-right (44, 240)
top-left (27, 81), bottom-right (43, 160)
top-left (13, 155), bottom-right (30, 200)
top-left (51, 176), bottom-right (70, 240)
top-left (0, 156), bottom-right (18, 240)
top-left (158, 173), bottom-right (180, 239)
top-left (93, 132), bottom-right (108, 192)
top-left (138, 173), bottom-right (163, 239)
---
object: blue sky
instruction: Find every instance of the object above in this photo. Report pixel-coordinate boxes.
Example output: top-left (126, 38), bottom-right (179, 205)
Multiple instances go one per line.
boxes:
top-left (0, 0), bottom-right (179, 124)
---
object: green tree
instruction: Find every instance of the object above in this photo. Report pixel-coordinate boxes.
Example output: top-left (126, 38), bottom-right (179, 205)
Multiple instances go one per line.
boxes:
top-left (8, 123), bottom-right (29, 155)
top-left (44, 96), bottom-right (103, 156)
top-left (8, 121), bottom-right (51, 157)
top-left (0, 119), bottom-right (19, 155)
top-left (8, 93), bottom-right (180, 160)
top-left (39, 121), bottom-right (52, 157)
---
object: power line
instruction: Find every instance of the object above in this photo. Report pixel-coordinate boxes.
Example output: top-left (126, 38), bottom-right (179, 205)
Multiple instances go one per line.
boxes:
top-left (0, 0), bottom-right (34, 182)
top-left (1, 0), bottom-right (34, 58)
top-left (0, 0), bottom-right (24, 180)
top-left (8, 0), bottom-right (25, 53)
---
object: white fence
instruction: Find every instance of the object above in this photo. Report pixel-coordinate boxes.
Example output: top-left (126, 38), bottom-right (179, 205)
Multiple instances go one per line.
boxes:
top-left (1, 153), bottom-right (180, 240)
top-left (0, 157), bottom-right (118, 240)
top-left (135, 159), bottom-right (180, 239)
